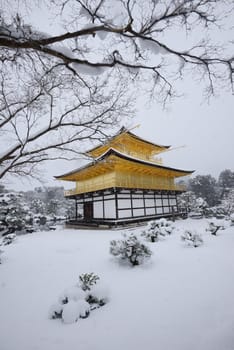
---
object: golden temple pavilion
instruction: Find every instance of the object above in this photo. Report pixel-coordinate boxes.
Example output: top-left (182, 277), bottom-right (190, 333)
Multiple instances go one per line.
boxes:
top-left (55, 127), bottom-right (193, 225)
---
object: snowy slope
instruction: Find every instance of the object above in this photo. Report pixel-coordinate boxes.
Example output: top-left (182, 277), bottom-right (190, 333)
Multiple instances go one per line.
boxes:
top-left (0, 219), bottom-right (234, 350)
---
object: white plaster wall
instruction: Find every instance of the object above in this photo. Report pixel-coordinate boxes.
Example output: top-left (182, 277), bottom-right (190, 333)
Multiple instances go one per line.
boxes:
top-left (145, 198), bottom-right (155, 207)
top-left (118, 193), bottom-right (130, 198)
top-left (133, 208), bottom-right (145, 217)
top-left (132, 198), bottom-right (144, 208)
top-left (104, 200), bottom-right (116, 218)
top-left (118, 209), bottom-right (132, 218)
top-left (156, 199), bottom-right (162, 206)
top-left (146, 208), bottom-right (156, 215)
top-left (118, 199), bottom-right (131, 209)
top-left (93, 201), bottom-right (103, 218)
top-left (169, 198), bottom-right (177, 205)
top-left (105, 194), bottom-right (115, 199)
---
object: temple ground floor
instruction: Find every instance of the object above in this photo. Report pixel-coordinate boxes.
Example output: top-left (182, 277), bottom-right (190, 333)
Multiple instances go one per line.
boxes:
top-left (66, 187), bottom-right (187, 227)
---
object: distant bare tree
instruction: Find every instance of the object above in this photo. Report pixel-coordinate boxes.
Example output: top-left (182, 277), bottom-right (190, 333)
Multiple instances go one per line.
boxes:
top-left (0, 0), bottom-right (233, 179)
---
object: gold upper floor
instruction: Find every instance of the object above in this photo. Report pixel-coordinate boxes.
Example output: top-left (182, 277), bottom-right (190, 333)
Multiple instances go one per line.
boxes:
top-left (86, 129), bottom-right (169, 163)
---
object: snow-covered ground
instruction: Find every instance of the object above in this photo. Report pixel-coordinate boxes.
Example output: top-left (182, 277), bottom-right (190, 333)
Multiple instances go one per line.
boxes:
top-left (1, 218), bottom-right (234, 350)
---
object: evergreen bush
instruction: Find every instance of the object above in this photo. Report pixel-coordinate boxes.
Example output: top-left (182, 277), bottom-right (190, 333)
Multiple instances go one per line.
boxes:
top-left (181, 230), bottom-right (203, 247)
top-left (206, 220), bottom-right (225, 235)
top-left (142, 218), bottom-right (174, 242)
top-left (79, 272), bottom-right (100, 291)
top-left (1, 233), bottom-right (16, 246)
top-left (110, 233), bottom-right (152, 266)
top-left (49, 273), bottom-right (108, 324)
top-left (0, 249), bottom-right (3, 263)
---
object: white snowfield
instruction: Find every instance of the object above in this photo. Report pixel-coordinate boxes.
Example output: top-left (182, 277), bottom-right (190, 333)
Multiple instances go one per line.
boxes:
top-left (0, 219), bottom-right (234, 350)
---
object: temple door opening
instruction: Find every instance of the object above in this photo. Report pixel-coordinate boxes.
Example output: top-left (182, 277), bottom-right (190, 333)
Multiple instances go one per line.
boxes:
top-left (84, 202), bottom-right (93, 220)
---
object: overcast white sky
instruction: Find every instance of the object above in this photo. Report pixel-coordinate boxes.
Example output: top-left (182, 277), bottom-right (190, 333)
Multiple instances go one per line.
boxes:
top-left (2, 1), bottom-right (234, 191)
top-left (136, 87), bottom-right (234, 177)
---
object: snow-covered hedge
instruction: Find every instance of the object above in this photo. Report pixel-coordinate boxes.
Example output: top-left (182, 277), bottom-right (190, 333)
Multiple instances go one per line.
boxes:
top-left (0, 249), bottom-right (3, 263)
top-left (230, 213), bottom-right (234, 226)
top-left (206, 219), bottom-right (225, 235)
top-left (110, 233), bottom-right (152, 266)
top-left (181, 230), bottom-right (203, 248)
top-left (1, 233), bottom-right (16, 246)
top-left (49, 273), bottom-right (109, 324)
top-left (141, 218), bottom-right (175, 242)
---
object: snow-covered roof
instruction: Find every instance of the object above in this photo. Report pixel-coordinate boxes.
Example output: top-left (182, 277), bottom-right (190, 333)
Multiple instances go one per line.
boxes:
top-left (55, 147), bottom-right (194, 180)
top-left (86, 127), bottom-right (170, 155)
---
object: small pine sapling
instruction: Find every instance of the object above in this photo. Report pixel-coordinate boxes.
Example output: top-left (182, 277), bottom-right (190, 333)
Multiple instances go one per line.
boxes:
top-left (79, 272), bottom-right (100, 291)
top-left (181, 230), bottom-right (203, 248)
top-left (110, 233), bottom-right (152, 266)
top-left (79, 273), bottom-right (106, 307)
top-left (49, 273), bottom-right (108, 324)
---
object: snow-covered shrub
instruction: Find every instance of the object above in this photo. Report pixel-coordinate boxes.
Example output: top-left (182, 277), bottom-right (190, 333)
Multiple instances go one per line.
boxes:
top-left (78, 272), bottom-right (107, 306)
top-left (49, 302), bottom-right (63, 319)
top-left (219, 188), bottom-right (234, 216)
top-left (177, 191), bottom-right (197, 212)
top-left (201, 206), bottom-right (226, 219)
top-left (142, 218), bottom-right (175, 242)
top-left (59, 286), bottom-right (86, 305)
top-left (206, 220), bottom-right (225, 236)
top-left (79, 272), bottom-right (100, 291)
top-left (1, 233), bottom-right (16, 246)
top-left (230, 213), bottom-right (234, 226)
top-left (83, 281), bottom-right (108, 307)
top-left (141, 226), bottom-right (160, 243)
top-left (50, 273), bottom-right (108, 324)
top-left (110, 233), bottom-right (152, 266)
top-left (0, 249), bottom-right (3, 263)
top-left (49, 300), bottom-right (90, 323)
top-left (183, 196), bottom-right (209, 218)
top-left (181, 230), bottom-right (203, 248)
top-left (62, 300), bottom-right (90, 324)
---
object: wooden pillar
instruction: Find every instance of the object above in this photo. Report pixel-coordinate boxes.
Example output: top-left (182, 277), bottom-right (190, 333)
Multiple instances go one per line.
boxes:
top-left (130, 189), bottom-right (134, 218)
top-left (75, 199), bottom-right (78, 220)
top-left (102, 191), bottom-right (105, 219)
top-left (115, 189), bottom-right (119, 220)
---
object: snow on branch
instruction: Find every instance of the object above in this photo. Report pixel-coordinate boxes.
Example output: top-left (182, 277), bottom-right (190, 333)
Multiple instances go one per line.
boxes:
top-left (0, 0), bottom-right (233, 179)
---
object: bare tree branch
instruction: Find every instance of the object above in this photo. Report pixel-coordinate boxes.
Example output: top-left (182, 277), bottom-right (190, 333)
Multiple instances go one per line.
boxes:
top-left (0, 0), bottom-right (233, 179)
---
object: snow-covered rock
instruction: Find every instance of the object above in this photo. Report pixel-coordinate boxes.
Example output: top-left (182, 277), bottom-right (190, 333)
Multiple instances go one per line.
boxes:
top-left (86, 283), bottom-right (109, 306)
top-left (59, 286), bottom-right (86, 304)
top-left (62, 301), bottom-right (81, 324)
top-left (77, 300), bottom-right (90, 319)
top-left (48, 302), bottom-right (63, 319)
top-left (61, 300), bottom-right (90, 324)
